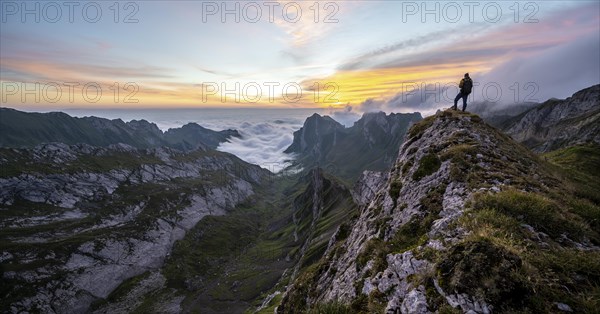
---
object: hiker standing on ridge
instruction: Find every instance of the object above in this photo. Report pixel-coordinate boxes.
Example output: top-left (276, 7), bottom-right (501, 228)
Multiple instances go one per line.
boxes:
top-left (453, 73), bottom-right (473, 111)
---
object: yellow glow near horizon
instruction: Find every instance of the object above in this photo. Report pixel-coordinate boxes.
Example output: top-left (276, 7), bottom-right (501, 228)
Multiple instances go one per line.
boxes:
top-left (1, 59), bottom-right (491, 109)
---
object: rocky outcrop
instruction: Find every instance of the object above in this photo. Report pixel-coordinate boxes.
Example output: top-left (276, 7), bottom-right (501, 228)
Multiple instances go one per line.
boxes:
top-left (502, 84), bottom-right (600, 152)
top-left (0, 143), bottom-right (269, 313)
top-left (285, 111), bottom-right (422, 182)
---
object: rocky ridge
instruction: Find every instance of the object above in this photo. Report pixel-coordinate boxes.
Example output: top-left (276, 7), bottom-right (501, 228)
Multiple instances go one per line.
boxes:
top-left (277, 110), bottom-right (600, 313)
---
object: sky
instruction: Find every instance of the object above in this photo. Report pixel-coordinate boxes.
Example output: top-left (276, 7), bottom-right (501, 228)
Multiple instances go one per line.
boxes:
top-left (1, 0), bottom-right (599, 113)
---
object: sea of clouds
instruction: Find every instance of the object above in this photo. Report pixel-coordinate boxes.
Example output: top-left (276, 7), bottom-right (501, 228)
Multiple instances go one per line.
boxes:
top-left (65, 108), bottom-right (343, 172)
top-left (212, 117), bottom-right (306, 173)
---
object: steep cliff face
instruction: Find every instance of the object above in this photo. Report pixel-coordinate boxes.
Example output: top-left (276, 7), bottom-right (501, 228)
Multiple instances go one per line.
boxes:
top-left (502, 84), bottom-right (600, 152)
top-left (0, 143), bottom-right (269, 313)
top-left (278, 110), bottom-right (600, 313)
top-left (288, 169), bottom-right (358, 273)
top-left (285, 112), bottom-right (422, 182)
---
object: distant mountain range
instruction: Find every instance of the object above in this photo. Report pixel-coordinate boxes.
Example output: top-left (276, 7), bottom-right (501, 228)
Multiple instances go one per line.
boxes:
top-left (468, 101), bottom-right (539, 128)
top-left (284, 111), bottom-right (422, 182)
top-left (0, 108), bottom-right (239, 151)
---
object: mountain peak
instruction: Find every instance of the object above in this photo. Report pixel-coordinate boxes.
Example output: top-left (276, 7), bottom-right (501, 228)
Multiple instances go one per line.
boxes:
top-left (283, 113), bottom-right (344, 155)
top-left (284, 111), bottom-right (422, 181)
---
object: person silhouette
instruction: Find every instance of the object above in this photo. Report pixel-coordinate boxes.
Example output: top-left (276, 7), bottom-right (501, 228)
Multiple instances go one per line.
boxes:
top-left (453, 73), bottom-right (473, 112)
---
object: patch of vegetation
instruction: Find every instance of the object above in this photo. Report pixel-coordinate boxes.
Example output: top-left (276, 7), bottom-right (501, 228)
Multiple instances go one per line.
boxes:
top-left (350, 293), bottom-right (369, 313)
top-left (472, 189), bottom-right (596, 243)
top-left (440, 143), bottom-right (477, 182)
top-left (89, 271), bottom-right (153, 311)
top-left (407, 115), bottom-right (436, 139)
top-left (68, 152), bottom-right (163, 173)
top-left (543, 144), bottom-right (600, 177)
top-left (336, 222), bottom-right (352, 242)
top-left (389, 180), bottom-right (402, 204)
top-left (453, 186), bottom-right (600, 312)
top-left (163, 213), bottom-right (263, 288)
top-left (346, 288), bottom-right (387, 314)
top-left (366, 289), bottom-right (387, 313)
top-left (543, 143), bottom-right (600, 204)
top-left (0, 148), bottom-right (168, 178)
top-left (389, 185), bottom-right (444, 254)
top-left (387, 217), bottom-right (429, 254)
top-left (416, 275), bottom-right (457, 313)
top-left (412, 153), bottom-right (441, 181)
top-left (356, 238), bottom-right (389, 276)
top-left (276, 260), bottom-right (329, 313)
top-left (438, 238), bottom-right (532, 310)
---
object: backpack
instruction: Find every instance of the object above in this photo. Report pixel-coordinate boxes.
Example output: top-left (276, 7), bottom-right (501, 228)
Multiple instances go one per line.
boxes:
top-left (462, 78), bottom-right (473, 94)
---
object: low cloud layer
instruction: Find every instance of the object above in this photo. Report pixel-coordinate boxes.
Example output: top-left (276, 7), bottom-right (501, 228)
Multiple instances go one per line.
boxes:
top-left (217, 119), bottom-right (303, 172)
top-left (158, 110), bottom-right (317, 172)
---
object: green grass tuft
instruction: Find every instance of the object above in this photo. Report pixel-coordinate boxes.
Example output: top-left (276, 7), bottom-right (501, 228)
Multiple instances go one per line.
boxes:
top-left (412, 153), bottom-right (441, 181)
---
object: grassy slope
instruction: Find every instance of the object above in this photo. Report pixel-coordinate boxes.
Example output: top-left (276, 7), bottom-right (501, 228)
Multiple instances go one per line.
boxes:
top-left (542, 143), bottom-right (600, 203)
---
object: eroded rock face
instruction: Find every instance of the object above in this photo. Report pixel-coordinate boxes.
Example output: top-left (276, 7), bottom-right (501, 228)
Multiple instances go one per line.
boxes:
top-left (352, 171), bottom-right (388, 207)
top-left (0, 144), bottom-right (268, 313)
top-left (278, 111), bottom-right (560, 313)
top-left (503, 84), bottom-right (600, 152)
